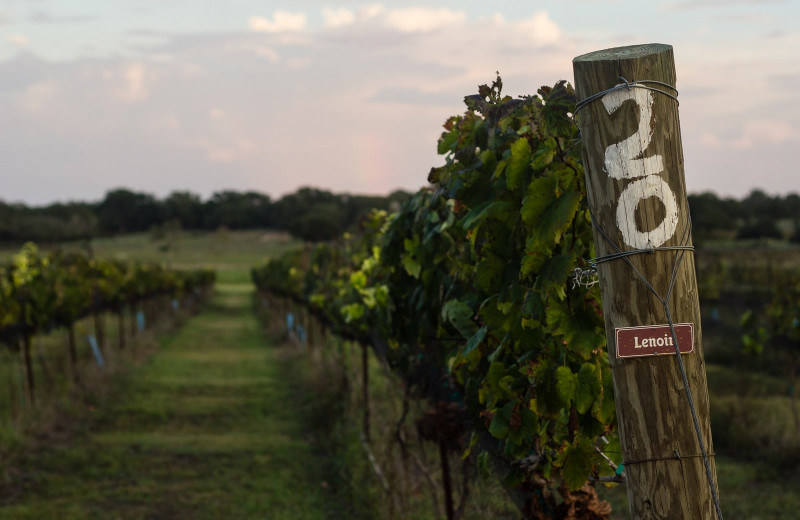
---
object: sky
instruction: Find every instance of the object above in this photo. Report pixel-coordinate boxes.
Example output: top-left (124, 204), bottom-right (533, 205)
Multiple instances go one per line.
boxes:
top-left (0, 0), bottom-right (798, 206)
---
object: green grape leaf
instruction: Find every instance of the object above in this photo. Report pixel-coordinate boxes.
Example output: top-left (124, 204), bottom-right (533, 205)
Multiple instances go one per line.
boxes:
top-left (506, 137), bottom-right (531, 191)
top-left (477, 451), bottom-right (491, 480)
top-left (520, 176), bottom-right (557, 226)
top-left (534, 254), bottom-right (574, 299)
top-left (489, 412), bottom-right (509, 439)
top-left (342, 303), bottom-right (365, 323)
top-left (575, 363), bottom-right (601, 414)
top-left (592, 367), bottom-right (616, 424)
top-left (571, 330), bottom-right (605, 359)
top-left (402, 237), bottom-right (422, 278)
top-left (438, 128), bottom-right (458, 155)
top-left (560, 441), bottom-right (593, 491)
top-left (555, 365), bottom-right (577, 406)
top-left (401, 253), bottom-right (421, 278)
top-left (350, 271), bottom-right (367, 290)
top-left (531, 137), bottom-right (557, 171)
top-left (442, 299), bottom-right (479, 339)
top-left (476, 253), bottom-right (504, 293)
top-left (520, 251), bottom-right (547, 279)
top-left (464, 325), bottom-right (487, 356)
top-left (528, 191), bottom-right (582, 249)
top-left (489, 400), bottom-right (515, 440)
top-left (545, 299), bottom-right (570, 335)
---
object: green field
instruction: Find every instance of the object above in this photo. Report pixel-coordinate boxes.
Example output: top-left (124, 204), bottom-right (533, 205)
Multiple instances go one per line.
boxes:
top-left (0, 229), bottom-right (301, 284)
top-left (0, 282), bottom-right (365, 519)
top-left (1, 232), bottom-right (799, 518)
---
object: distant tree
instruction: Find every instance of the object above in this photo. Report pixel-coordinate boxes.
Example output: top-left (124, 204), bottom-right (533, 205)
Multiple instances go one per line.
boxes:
top-left (737, 218), bottom-right (783, 240)
top-left (790, 226), bottom-right (800, 244)
top-left (785, 194), bottom-right (800, 220)
top-left (742, 189), bottom-right (788, 221)
top-left (688, 192), bottom-right (739, 237)
top-left (0, 201), bottom-right (18, 241)
top-left (97, 189), bottom-right (163, 234)
top-left (287, 202), bottom-right (346, 242)
top-left (164, 191), bottom-right (204, 230)
top-left (203, 190), bottom-right (272, 229)
top-left (43, 203), bottom-right (98, 240)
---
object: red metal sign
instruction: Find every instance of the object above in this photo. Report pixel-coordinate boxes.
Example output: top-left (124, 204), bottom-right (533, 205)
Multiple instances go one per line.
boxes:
top-left (615, 323), bottom-right (694, 359)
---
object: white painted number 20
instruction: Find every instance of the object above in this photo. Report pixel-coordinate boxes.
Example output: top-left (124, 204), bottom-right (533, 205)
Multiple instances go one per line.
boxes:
top-left (602, 86), bottom-right (678, 249)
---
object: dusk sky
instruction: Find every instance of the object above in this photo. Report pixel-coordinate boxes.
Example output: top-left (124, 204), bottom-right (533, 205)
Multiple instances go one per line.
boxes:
top-left (1, 0), bottom-right (798, 205)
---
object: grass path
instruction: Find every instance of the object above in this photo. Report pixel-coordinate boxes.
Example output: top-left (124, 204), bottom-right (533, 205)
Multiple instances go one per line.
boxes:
top-left (0, 282), bottom-right (340, 520)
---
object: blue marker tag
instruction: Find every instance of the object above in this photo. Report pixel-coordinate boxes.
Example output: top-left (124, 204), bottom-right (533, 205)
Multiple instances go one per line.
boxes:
top-left (172, 299), bottom-right (179, 311)
top-left (297, 324), bottom-right (306, 345)
top-left (286, 312), bottom-right (295, 331)
top-left (88, 335), bottom-right (105, 368)
top-left (137, 311), bottom-right (145, 331)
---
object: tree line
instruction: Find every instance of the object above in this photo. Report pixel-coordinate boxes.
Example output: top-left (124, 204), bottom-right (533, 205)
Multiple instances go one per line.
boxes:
top-left (0, 187), bottom-right (412, 243)
top-left (689, 189), bottom-right (800, 242)
top-left (1, 187), bottom-right (798, 245)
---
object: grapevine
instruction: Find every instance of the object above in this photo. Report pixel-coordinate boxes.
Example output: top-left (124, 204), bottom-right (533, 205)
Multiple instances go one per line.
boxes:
top-left (253, 78), bottom-right (618, 516)
top-left (1, 242), bottom-right (216, 399)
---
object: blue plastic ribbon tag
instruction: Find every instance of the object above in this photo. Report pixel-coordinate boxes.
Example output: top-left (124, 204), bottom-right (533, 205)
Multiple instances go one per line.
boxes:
top-left (87, 334), bottom-right (105, 368)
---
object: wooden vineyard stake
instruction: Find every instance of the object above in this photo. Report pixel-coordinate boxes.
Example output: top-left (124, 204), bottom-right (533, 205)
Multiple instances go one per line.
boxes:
top-left (361, 342), bottom-right (371, 442)
top-left (573, 44), bottom-right (721, 518)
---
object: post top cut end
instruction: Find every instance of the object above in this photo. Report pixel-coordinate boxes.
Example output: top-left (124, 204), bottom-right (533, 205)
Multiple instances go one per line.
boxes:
top-left (573, 43), bottom-right (672, 63)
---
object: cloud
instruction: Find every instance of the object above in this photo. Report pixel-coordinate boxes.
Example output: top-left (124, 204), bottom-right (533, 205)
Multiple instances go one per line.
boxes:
top-left (111, 63), bottom-right (152, 103)
top-left (223, 41), bottom-right (280, 62)
top-left (322, 7), bottom-right (357, 29)
top-left (19, 81), bottom-right (57, 113)
top-left (248, 11), bottom-right (307, 33)
top-left (2, 3), bottom-right (794, 204)
top-left (692, 119), bottom-right (798, 151)
top-left (661, 0), bottom-right (785, 9)
top-left (713, 12), bottom-right (775, 23)
top-left (504, 11), bottom-right (562, 46)
top-left (369, 86), bottom-right (458, 106)
top-left (732, 119), bottom-right (798, 148)
top-left (30, 11), bottom-right (94, 23)
top-left (6, 34), bottom-right (29, 47)
top-left (384, 7), bottom-right (466, 33)
top-left (0, 7), bottom-right (579, 204)
top-left (0, 52), bottom-right (48, 92)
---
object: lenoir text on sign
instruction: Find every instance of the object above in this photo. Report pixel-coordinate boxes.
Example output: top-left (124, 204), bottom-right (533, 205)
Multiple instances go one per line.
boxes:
top-left (634, 332), bottom-right (674, 349)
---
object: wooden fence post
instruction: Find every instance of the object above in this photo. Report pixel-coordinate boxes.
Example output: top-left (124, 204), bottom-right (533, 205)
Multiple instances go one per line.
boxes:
top-left (67, 323), bottom-right (79, 383)
top-left (21, 334), bottom-right (35, 405)
top-left (572, 44), bottom-right (721, 518)
top-left (361, 342), bottom-right (371, 442)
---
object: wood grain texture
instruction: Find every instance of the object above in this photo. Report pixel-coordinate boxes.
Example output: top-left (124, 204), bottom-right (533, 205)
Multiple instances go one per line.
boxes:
top-left (573, 44), bottom-right (720, 519)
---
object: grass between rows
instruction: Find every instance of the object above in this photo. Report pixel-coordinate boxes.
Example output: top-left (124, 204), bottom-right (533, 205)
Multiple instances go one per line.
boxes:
top-left (0, 282), bottom-right (357, 519)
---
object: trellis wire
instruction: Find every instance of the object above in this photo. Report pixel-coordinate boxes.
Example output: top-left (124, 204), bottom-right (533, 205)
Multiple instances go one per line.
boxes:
top-left (573, 76), bottom-right (723, 520)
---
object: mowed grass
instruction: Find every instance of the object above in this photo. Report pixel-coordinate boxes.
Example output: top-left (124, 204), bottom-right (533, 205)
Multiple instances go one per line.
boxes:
top-left (0, 229), bottom-right (301, 284)
top-left (598, 455), bottom-right (800, 519)
top-left (0, 282), bottom-right (341, 519)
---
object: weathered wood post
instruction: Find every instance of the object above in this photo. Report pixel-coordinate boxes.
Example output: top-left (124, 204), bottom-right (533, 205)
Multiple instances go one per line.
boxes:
top-left (572, 44), bottom-right (721, 518)
top-left (361, 342), bottom-right (371, 442)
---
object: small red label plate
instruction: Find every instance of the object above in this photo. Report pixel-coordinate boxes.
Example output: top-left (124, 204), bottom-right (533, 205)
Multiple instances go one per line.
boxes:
top-left (615, 323), bottom-right (694, 359)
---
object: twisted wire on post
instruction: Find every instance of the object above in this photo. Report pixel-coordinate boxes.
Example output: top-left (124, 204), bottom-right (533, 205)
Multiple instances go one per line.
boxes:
top-left (573, 77), bottom-right (679, 118)
top-left (586, 210), bottom-right (723, 520)
top-left (571, 76), bottom-right (722, 519)
top-left (565, 77), bottom-right (680, 159)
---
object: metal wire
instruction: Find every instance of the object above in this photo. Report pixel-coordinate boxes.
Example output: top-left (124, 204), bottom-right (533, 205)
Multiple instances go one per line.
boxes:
top-left (588, 208), bottom-right (724, 520)
top-left (574, 77), bottom-right (679, 118)
top-left (571, 74), bottom-right (721, 518)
